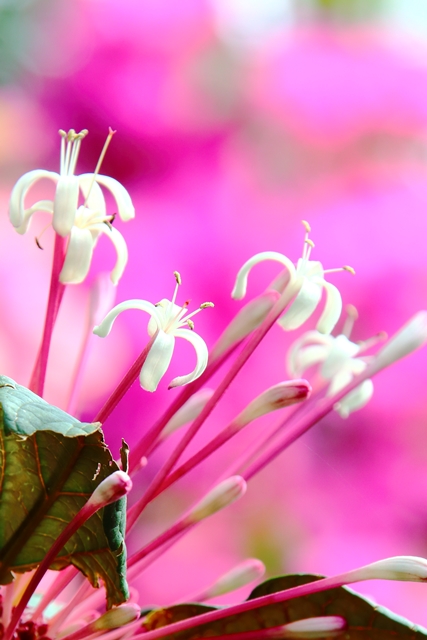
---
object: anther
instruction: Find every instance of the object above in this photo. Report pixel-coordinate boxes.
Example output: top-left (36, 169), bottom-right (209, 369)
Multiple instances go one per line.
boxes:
top-left (343, 265), bottom-right (356, 275)
top-left (187, 320), bottom-right (195, 330)
top-left (35, 237), bottom-right (44, 250)
top-left (174, 271), bottom-right (182, 285)
top-left (200, 302), bottom-right (214, 309)
top-left (305, 239), bottom-right (315, 249)
top-left (67, 129), bottom-right (76, 141)
top-left (346, 304), bottom-right (358, 320)
top-left (301, 220), bottom-right (311, 233)
top-left (58, 129), bottom-right (67, 137)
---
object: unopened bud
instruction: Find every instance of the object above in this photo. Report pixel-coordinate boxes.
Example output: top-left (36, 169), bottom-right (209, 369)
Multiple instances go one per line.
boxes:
top-left (236, 381), bottom-right (311, 427)
top-left (201, 559), bottom-right (265, 600)
top-left (93, 604), bottom-right (141, 630)
top-left (373, 311), bottom-right (427, 372)
top-left (281, 616), bottom-right (346, 638)
top-left (87, 471), bottom-right (132, 508)
top-left (212, 291), bottom-right (280, 358)
top-left (187, 476), bottom-right (246, 523)
top-left (161, 389), bottom-right (215, 439)
top-left (344, 556), bottom-right (427, 583)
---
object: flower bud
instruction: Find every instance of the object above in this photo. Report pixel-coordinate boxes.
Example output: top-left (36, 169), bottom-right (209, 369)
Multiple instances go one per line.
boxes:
top-left (160, 389), bottom-right (215, 439)
top-left (373, 312), bottom-right (427, 372)
top-left (211, 291), bottom-right (280, 359)
top-left (93, 604), bottom-right (141, 630)
top-left (200, 559), bottom-right (265, 600)
top-left (235, 381), bottom-right (311, 427)
top-left (281, 616), bottom-right (346, 638)
top-left (187, 476), bottom-right (247, 524)
top-left (344, 556), bottom-right (427, 583)
top-left (87, 470), bottom-right (132, 508)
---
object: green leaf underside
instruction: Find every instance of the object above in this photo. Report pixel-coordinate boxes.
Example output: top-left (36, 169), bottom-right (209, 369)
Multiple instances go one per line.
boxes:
top-left (143, 575), bottom-right (427, 640)
top-left (0, 376), bottom-right (128, 608)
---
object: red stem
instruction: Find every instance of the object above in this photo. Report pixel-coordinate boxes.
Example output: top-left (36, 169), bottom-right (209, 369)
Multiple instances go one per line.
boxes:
top-left (126, 284), bottom-right (298, 530)
top-left (94, 333), bottom-right (157, 424)
top-left (29, 234), bottom-right (66, 397)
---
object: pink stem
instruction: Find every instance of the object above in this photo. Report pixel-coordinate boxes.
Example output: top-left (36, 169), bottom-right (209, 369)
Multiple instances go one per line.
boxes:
top-left (126, 284), bottom-right (298, 530)
top-left (4, 499), bottom-right (104, 640)
top-left (94, 333), bottom-right (157, 424)
top-left (132, 571), bottom-right (364, 640)
top-left (29, 234), bottom-right (66, 397)
top-left (127, 518), bottom-right (191, 568)
top-left (243, 366), bottom-right (375, 482)
top-left (128, 345), bottom-right (238, 472)
top-left (152, 421), bottom-right (242, 497)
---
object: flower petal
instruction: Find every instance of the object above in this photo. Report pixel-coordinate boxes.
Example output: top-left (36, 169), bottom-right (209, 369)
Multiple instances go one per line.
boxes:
top-left (9, 170), bottom-right (59, 229)
top-left (78, 175), bottom-right (107, 216)
top-left (278, 277), bottom-right (322, 331)
top-left (95, 224), bottom-right (128, 285)
top-left (315, 279), bottom-right (342, 335)
top-left (79, 173), bottom-right (135, 221)
top-left (59, 227), bottom-right (94, 284)
top-left (320, 335), bottom-right (360, 379)
top-left (335, 379), bottom-right (374, 418)
top-left (93, 299), bottom-right (163, 337)
top-left (53, 175), bottom-right (80, 236)
top-left (287, 330), bottom-right (332, 377)
top-left (14, 200), bottom-right (54, 235)
top-left (231, 251), bottom-right (296, 300)
top-left (168, 328), bottom-right (209, 388)
top-left (140, 330), bottom-right (175, 392)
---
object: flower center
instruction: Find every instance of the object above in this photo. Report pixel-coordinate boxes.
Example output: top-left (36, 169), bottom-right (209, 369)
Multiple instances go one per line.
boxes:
top-left (163, 272), bottom-right (214, 333)
top-left (298, 220), bottom-right (355, 278)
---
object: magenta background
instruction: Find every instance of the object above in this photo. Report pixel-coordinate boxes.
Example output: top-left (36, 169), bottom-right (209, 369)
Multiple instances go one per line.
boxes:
top-left (1, 0), bottom-right (427, 626)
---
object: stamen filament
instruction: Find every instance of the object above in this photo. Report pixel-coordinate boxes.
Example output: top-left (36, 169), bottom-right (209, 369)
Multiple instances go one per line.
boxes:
top-left (83, 127), bottom-right (116, 206)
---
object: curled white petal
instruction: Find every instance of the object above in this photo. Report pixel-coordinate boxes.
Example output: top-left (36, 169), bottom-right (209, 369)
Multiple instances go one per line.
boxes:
top-left (315, 279), bottom-right (342, 335)
top-left (286, 331), bottom-right (333, 378)
top-left (278, 278), bottom-right (321, 331)
top-left (291, 344), bottom-right (331, 378)
top-left (96, 224), bottom-right (128, 285)
top-left (53, 175), bottom-right (80, 237)
top-left (15, 200), bottom-right (54, 235)
top-left (335, 379), bottom-right (374, 418)
top-left (59, 227), bottom-right (94, 284)
top-left (231, 251), bottom-right (296, 300)
top-left (140, 330), bottom-right (175, 392)
top-left (78, 175), bottom-right (107, 216)
top-left (9, 169), bottom-right (59, 229)
top-left (80, 173), bottom-right (135, 221)
top-left (168, 328), bottom-right (209, 388)
top-left (93, 299), bottom-right (163, 337)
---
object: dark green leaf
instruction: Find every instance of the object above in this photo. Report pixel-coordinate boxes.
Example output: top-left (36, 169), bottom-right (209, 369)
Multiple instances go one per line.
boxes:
top-left (0, 376), bottom-right (128, 608)
top-left (143, 575), bottom-right (427, 639)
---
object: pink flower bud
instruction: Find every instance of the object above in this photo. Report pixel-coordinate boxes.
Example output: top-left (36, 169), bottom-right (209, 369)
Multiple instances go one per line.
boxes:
top-left (87, 470), bottom-right (132, 508)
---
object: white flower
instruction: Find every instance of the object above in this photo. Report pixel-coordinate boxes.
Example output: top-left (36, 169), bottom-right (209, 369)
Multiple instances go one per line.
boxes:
top-left (8, 128), bottom-right (135, 285)
top-left (287, 307), bottom-right (382, 417)
top-left (93, 272), bottom-right (213, 392)
top-left (231, 221), bottom-right (354, 334)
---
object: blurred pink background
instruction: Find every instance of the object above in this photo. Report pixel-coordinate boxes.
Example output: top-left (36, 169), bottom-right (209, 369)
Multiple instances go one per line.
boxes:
top-left (1, 0), bottom-right (427, 626)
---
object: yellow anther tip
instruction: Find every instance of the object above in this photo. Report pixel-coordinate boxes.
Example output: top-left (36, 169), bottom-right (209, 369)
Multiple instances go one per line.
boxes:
top-left (305, 238), bottom-right (315, 248)
top-left (173, 271), bottom-right (182, 285)
top-left (58, 129), bottom-right (67, 137)
top-left (200, 302), bottom-right (214, 309)
top-left (301, 220), bottom-right (311, 232)
top-left (343, 265), bottom-right (356, 275)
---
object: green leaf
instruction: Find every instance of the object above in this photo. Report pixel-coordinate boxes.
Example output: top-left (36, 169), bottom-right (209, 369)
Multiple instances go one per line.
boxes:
top-left (0, 376), bottom-right (128, 608)
top-left (143, 575), bottom-right (427, 639)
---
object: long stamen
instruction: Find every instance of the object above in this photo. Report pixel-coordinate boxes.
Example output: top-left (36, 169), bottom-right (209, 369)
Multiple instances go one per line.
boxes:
top-left (34, 221), bottom-right (53, 250)
top-left (342, 304), bottom-right (358, 338)
top-left (172, 271), bottom-right (181, 304)
top-left (357, 331), bottom-right (388, 353)
top-left (301, 219), bottom-right (311, 259)
top-left (304, 238), bottom-right (315, 261)
top-left (59, 129), bottom-right (66, 174)
top-left (83, 127), bottom-right (116, 206)
top-left (324, 265), bottom-right (356, 275)
top-left (69, 129), bottom-right (88, 175)
top-left (63, 129), bottom-right (76, 175)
